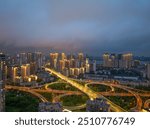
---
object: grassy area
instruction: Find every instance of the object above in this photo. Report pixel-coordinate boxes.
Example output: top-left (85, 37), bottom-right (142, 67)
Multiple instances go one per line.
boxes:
top-left (48, 83), bottom-right (79, 91)
top-left (61, 95), bottom-right (89, 106)
top-left (134, 86), bottom-right (150, 92)
top-left (107, 96), bottom-right (136, 111)
top-left (141, 97), bottom-right (150, 102)
top-left (6, 90), bottom-right (40, 112)
top-left (37, 92), bottom-right (52, 102)
top-left (88, 84), bottom-right (111, 92)
top-left (126, 85), bottom-right (150, 93)
top-left (113, 87), bottom-right (128, 93)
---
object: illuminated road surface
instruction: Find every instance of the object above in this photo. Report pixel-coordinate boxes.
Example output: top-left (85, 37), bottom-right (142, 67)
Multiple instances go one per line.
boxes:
top-left (5, 85), bottom-right (150, 111)
top-left (5, 86), bottom-right (48, 102)
top-left (44, 67), bottom-right (126, 112)
top-left (144, 99), bottom-right (150, 109)
top-left (86, 82), bottom-right (143, 111)
top-left (5, 86), bottom-right (83, 111)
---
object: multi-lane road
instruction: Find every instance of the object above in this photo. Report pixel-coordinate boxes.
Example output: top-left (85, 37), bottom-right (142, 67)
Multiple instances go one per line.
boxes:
top-left (5, 86), bottom-right (48, 102)
top-left (5, 82), bottom-right (150, 112)
top-left (5, 67), bottom-right (150, 112)
top-left (44, 67), bottom-right (127, 112)
top-left (5, 85), bottom-right (86, 112)
top-left (144, 99), bottom-right (150, 109)
top-left (85, 82), bottom-right (143, 111)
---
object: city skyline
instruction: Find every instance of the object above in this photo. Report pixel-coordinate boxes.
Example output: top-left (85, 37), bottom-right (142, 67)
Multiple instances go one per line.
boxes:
top-left (1, 51), bottom-right (150, 112)
top-left (0, 0), bottom-right (150, 56)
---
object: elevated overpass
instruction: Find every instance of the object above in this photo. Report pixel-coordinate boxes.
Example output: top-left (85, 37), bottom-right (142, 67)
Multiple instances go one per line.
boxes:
top-left (44, 67), bottom-right (126, 112)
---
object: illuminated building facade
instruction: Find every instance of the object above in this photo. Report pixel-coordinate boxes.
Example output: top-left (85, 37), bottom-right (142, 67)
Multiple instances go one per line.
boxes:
top-left (49, 53), bottom-right (90, 77)
top-left (11, 66), bottom-right (18, 83)
top-left (103, 53), bottom-right (133, 69)
top-left (50, 53), bottom-right (59, 69)
top-left (21, 64), bottom-right (30, 78)
top-left (103, 53), bottom-right (113, 67)
top-left (121, 53), bottom-right (133, 69)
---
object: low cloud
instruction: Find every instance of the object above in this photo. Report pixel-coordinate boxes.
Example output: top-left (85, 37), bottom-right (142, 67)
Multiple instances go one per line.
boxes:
top-left (0, 0), bottom-right (150, 56)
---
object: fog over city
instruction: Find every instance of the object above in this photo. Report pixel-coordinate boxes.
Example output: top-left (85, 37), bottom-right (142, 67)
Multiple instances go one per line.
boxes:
top-left (0, 0), bottom-right (150, 56)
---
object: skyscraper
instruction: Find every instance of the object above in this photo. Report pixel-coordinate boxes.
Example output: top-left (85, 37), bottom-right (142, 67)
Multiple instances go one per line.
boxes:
top-left (0, 53), bottom-right (6, 112)
top-left (50, 53), bottom-right (58, 69)
top-left (78, 53), bottom-right (84, 67)
top-left (19, 53), bottom-right (27, 65)
top-left (61, 53), bottom-right (66, 60)
top-left (21, 64), bottom-right (30, 78)
top-left (78, 53), bottom-right (84, 61)
top-left (121, 53), bottom-right (133, 69)
top-left (27, 52), bottom-right (34, 63)
top-left (103, 53), bottom-right (133, 69)
top-left (103, 53), bottom-right (112, 67)
top-left (11, 66), bottom-right (18, 83)
top-left (85, 58), bottom-right (90, 73)
top-left (58, 60), bottom-right (65, 72)
top-left (35, 52), bottom-right (43, 69)
top-left (92, 60), bottom-right (96, 73)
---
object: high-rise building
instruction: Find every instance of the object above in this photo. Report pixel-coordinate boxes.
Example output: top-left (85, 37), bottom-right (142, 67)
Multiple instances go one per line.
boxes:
top-left (85, 58), bottom-right (90, 73)
top-left (93, 60), bottom-right (97, 72)
top-left (0, 81), bottom-right (5, 112)
top-left (78, 53), bottom-right (84, 67)
top-left (74, 68), bottom-right (80, 76)
top-left (110, 54), bottom-right (118, 68)
top-left (35, 52), bottom-right (43, 69)
top-left (103, 53), bottom-right (112, 67)
top-left (69, 68), bottom-right (75, 76)
top-left (50, 53), bottom-right (58, 69)
top-left (118, 53), bottom-right (133, 69)
top-left (21, 64), bottom-right (30, 78)
top-left (70, 59), bottom-right (76, 68)
top-left (78, 53), bottom-right (84, 61)
top-left (0, 53), bottom-right (6, 112)
top-left (58, 60), bottom-right (65, 72)
top-left (27, 52), bottom-right (34, 63)
top-left (80, 67), bottom-right (85, 74)
top-left (19, 53), bottom-right (27, 65)
top-left (122, 53), bottom-right (133, 69)
top-left (103, 53), bottom-right (133, 69)
top-left (147, 64), bottom-right (150, 80)
top-left (133, 60), bottom-right (140, 68)
top-left (65, 60), bottom-right (70, 69)
top-left (11, 66), bottom-right (18, 82)
top-left (30, 62), bottom-right (36, 75)
top-left (61, 53), bottom-right (66, 60)
top-left (63, 68), bottom-right (69, 76)
top-left (27, 52), bottom-right (43, 72)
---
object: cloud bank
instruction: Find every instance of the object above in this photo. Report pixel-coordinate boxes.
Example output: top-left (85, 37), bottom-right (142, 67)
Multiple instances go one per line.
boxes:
top-left (0, 0), bottom-right (150, 56)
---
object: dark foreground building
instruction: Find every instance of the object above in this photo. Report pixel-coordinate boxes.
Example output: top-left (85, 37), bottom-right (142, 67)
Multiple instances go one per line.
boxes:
top-left (39, 102), bottom-right (62, 112)
top-left (0, 53), bottom-right (6, 112)
top-left (86, 98), bottom-right (110, 112)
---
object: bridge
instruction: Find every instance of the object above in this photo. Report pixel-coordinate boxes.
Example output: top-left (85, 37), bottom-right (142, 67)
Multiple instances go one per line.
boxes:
top-left (44, 67), bottom-right (127, 112)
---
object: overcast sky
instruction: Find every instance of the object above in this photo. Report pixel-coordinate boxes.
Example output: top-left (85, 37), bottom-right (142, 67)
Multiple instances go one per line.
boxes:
top-left (0, 0), bottom-right (150, 56)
